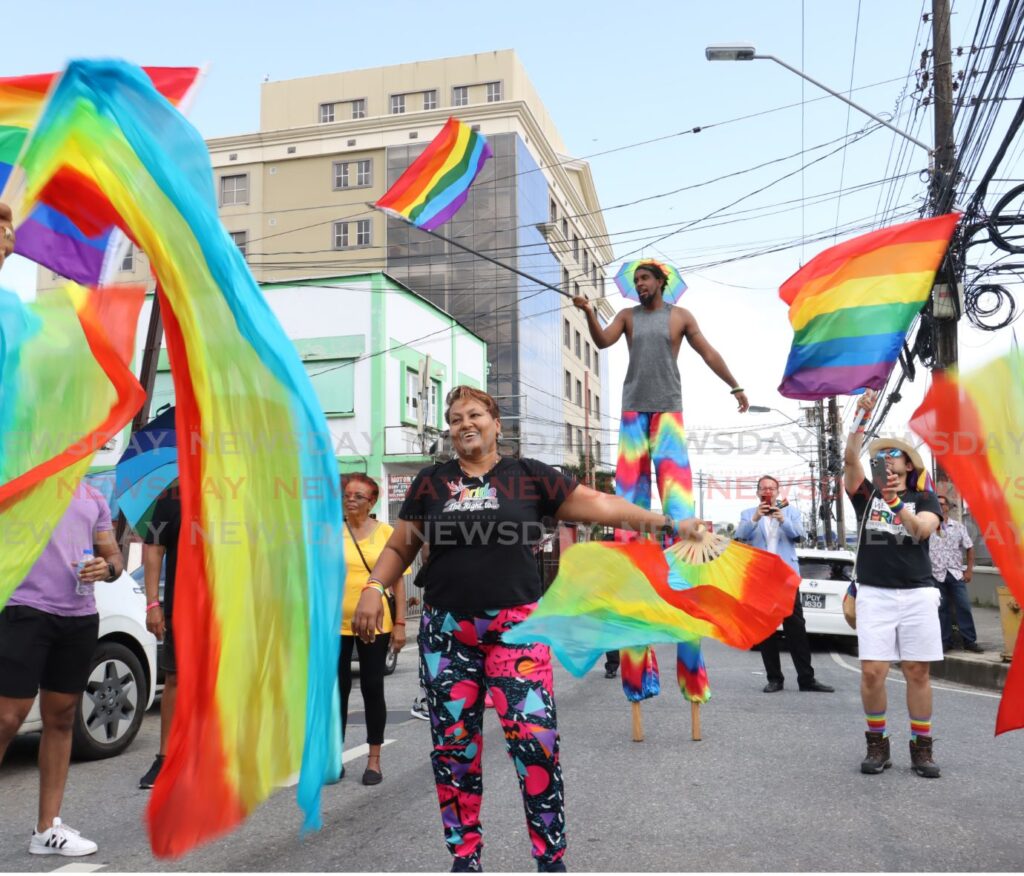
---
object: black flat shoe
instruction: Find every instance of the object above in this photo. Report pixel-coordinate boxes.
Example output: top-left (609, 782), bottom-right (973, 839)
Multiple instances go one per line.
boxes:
top-left (362, 767), bottom-right (382, 786)
top-left (762, 680), bottom-right (784, 693)
top-left (799, 680), bottom-right (835, 692)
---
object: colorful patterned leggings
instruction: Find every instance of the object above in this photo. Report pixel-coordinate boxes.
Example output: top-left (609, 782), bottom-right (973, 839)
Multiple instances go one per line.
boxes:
top-left (419, 603), bottom-right (566, 868)
top-left (615, 411), bottom-right (710, 703)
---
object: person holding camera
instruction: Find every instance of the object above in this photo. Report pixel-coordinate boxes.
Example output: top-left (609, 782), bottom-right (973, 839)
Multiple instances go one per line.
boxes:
top-left (735, 475), bottom-right (834, 694)
top-left (844, 390), bottom-right (942, 778)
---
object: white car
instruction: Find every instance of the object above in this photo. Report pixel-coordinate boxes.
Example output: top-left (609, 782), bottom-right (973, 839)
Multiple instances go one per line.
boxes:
top-left (795, 548), bottom-right (857, 637)
top-left (18, 570), bottom-right (158, 760)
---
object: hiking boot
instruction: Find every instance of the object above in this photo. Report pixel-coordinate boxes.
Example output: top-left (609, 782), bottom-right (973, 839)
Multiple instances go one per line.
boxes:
top-left (139, 754), bottom-right (165, 789)
top-left (909, 735), bottom-right (941, 778)
top-left (860, 731), bottom-right (891, 774)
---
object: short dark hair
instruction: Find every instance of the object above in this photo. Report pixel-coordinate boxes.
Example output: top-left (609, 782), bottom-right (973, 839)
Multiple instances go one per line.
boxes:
top-left (342, 473), bottom-right (379, 503)
top-left (757, 475), bottom-right (780, 490)
top-left (634, 261), bottom-right (668, 293)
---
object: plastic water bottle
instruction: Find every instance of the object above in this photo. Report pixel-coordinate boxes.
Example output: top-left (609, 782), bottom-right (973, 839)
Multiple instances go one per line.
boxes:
top-left (75, 548), bottom-right (95, 597)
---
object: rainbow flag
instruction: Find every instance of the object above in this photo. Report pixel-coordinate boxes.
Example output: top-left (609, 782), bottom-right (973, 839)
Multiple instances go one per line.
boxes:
top-left (9, 60), bottom-right (344, 856)
top-left (0, 283), bottom-right (145, 606)
top-left (0, 66), bottom-right (199, 284)
top-left (503, 540), bottom-right (800, 677)
top-left (910, 349), bottom-right (1024, 735)
top-left (375, 116), bottom-right (492, 230)
top-left (778, 213), bottom-right (960, 400)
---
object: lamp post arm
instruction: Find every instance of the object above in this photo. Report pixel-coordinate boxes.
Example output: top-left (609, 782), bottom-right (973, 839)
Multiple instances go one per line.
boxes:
top-left (755, 54), bottom-right (933, 155)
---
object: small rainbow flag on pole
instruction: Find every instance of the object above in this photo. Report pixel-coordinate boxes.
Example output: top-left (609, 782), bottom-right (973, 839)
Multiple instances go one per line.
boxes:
top-left (375, 116), bottom-right (492, 230)
top-left (778, 213), bottom-right (960, 400)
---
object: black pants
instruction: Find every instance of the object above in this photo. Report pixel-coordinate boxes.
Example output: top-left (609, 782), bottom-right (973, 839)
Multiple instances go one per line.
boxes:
top-left (604, 650), bottom-right (620, 672)
top-left (339, 633), bottom-right (390, 745)
top-left (759, 594), bottom-right (815, 686)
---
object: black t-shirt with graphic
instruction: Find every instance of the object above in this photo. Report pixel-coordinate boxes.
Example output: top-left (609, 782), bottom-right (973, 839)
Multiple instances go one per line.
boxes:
top-left (848, 478), bottom-right (941, 589)
top-left (144, 492), bottom-right (181, 617)
top-left (399, 457), bottom-right (578, 611)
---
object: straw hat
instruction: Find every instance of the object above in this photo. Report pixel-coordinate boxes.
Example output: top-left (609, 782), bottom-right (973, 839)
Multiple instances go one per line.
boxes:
top-left (866, 437), bottom-right (930, 491)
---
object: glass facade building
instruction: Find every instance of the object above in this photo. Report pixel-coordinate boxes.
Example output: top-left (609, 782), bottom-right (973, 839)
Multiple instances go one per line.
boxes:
top-left (386, 133), bottom-right (562, 464)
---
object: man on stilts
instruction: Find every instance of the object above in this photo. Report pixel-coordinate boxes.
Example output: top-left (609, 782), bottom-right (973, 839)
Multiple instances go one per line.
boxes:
top-left (574, 260), bottom-right (749, 717)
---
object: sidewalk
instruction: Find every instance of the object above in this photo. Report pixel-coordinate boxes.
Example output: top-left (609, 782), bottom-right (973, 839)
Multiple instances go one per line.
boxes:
top-left (930, 603), bottom-right (1013, 690)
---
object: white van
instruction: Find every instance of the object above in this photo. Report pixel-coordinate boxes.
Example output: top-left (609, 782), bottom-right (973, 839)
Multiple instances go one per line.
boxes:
top-left (795, 548), bottom-right (857, 637)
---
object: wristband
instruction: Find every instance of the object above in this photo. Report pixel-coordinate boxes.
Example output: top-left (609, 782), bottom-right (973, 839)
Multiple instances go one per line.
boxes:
top-left (886, 495), bottom-right (905, 514)
top-left (729, 387), bottom-right (744, 395)
top-left (146, 601), bottom-right (161, 612)
top-left (392, 620), bottom-right (406, 626)
top-left (362, 583), bottom-right (385, 596)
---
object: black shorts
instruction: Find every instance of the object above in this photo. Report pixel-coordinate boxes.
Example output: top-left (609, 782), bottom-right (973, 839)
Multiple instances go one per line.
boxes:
top-left (0, 605), bottom-right (99, 699)
top-left (160, 616), bottom-right (177, 675)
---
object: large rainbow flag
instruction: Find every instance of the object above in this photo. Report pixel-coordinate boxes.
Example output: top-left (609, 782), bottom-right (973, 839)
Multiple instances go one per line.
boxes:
top-left (910, 349), bottom-right (1024, 735)
top-left (0, 67), bottom-right (199, 283)
top-left (778, 213), bottom-right (960, 400)
top-left (375, 116), bottom-right (492, 230)
top-left (7, 60), bottom-right (344, 856)
top-left (504, 540), bottom-right (800, 676)
top-left (0, 283), bottom-right (145, 606)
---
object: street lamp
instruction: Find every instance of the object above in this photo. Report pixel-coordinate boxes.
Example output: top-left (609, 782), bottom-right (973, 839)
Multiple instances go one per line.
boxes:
top-left (704, 43), bottom-right (933, 154)
top-left (747, 404), bottom-right (817, 438)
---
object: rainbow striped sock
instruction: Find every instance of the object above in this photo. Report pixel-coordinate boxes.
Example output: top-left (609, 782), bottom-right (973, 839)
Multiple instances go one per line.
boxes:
top-left (910, 716), bottom-right (932, 741)
top-left (866, 711), bottom-right (887, 736)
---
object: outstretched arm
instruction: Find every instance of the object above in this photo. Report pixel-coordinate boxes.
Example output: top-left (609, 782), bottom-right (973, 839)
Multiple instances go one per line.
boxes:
top-left (556, 483), bottom-right (707, 540)
top-left (681, 311), bottom-right (749, 412)
top-left (844, 389), bottom-right (876, 495)
top-left (573, 296), bottom-right (626, 349)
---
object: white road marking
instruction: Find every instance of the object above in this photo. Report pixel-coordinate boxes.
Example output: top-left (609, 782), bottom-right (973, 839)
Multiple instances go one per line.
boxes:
top-left (279, 738), bottom-right (396, 787)
top-left (49, 864), bottom-right (105, 873)
top-left (829, 651), bottom-right (1002, 699)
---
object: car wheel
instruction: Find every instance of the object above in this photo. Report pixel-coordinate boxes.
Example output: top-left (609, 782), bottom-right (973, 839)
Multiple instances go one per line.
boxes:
top-left (383, 648), bottom-right (398, 676)
top-left (72, 640), bottom-right (149, 761)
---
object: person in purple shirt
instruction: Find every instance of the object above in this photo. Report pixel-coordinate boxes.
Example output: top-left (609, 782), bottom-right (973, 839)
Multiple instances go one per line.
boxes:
top-left (0, 482), bottom-right (123, 857)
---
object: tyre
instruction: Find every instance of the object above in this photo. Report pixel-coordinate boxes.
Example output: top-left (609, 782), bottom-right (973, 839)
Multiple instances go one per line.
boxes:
top-left (383, 647), bottom-right (398, 676)
top-left (72, 640), bottom-right (149, 761)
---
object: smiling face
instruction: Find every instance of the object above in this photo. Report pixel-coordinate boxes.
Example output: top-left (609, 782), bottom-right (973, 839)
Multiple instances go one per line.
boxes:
top-left (448, 397), bottom-right (500, 460)
top-left (633, 267), bottom-right (665, 305)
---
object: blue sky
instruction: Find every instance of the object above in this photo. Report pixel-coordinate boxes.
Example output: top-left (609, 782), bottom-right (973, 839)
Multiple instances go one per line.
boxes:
top-left (3, 1), bottom-right (1019, 521)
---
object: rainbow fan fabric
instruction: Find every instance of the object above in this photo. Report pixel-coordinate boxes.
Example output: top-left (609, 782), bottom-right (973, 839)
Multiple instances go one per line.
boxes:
top-left (7, 60), bottom-right (344, 856)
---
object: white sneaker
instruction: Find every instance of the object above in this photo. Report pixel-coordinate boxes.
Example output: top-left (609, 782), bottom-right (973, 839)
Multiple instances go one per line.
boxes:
top-left (410, 697), bottom-right (430, 721)
top-left (29, 817), bottom-right (98, 857)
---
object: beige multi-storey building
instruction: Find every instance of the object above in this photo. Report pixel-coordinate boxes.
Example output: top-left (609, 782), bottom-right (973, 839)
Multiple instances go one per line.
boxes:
top-left (41, 50), bottom-right (616, 469)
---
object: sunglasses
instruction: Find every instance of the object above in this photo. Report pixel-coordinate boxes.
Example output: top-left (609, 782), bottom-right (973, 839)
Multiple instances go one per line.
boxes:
top-left (873, 449), bottom-right (904, 460)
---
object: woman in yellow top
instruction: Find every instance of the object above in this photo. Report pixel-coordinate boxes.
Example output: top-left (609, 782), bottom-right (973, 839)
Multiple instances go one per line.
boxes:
top-left (341, 473), bottom-right (406, 785)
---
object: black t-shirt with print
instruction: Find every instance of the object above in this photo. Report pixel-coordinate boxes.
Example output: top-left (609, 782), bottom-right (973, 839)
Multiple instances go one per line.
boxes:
top-left (143, 492), bottom-right (181, 617)
top-left (399, 457), bottom-right (578, 611)
top-left (848, 478), bottom-right (941, 589)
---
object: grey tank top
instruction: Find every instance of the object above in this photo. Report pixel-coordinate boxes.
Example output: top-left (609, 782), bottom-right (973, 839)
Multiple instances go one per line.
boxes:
top-left (621, 305), bottom-right (682, 413)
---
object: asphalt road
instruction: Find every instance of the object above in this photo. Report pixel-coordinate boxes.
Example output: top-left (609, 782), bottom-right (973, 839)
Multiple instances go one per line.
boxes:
top-left (2, 639), bottom-right (1022, 872)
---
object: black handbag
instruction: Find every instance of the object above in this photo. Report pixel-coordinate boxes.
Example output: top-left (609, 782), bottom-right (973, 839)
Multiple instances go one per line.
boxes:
top-left (345, 521), bottom-right (397, 627)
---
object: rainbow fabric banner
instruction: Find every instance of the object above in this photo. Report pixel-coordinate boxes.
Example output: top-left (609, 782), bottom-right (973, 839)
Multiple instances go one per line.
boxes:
top-left (0, 283), bottom-right (145, 606)
top-left (778, 213), bottom-right (960, 400)
top-left (0, 67), bottom-right (199, 284)
top-left (503, 540), bottom-right (800, 676)
top-left (8, 61), bottom-right (344, 856)
top-left (375, 116), bottom-right (492, 230)
top-left (910, 349), bottom-right (1024, 735)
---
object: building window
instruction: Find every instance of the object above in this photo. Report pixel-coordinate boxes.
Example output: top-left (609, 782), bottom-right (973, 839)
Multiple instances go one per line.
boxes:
top-left (562, 268), bottom-right (570, 294)
top-left (356, 219), bottom-right (372, 246)
top-left (564, 370), bottom-right (571, 400)
top-left (405, 368), bottom-right (421, 421)
top-left (219, 174), bottom-right (249, 206)
top-left (574, 282), bottom-right (580, 300)
top-left (486, 81), bottom-right (502, 102)
top-left (563, 318), bottom-right (570, 348)
top-left (423, 90), bottom-right (438, 111)
top-left (452, 85), bottom-right (469, 107)
top-left (561, 217), bottom-right (568, 239)
top-left (230, 231), bottom-right (247, 257)
top-left (351, 98), bottom-right (366, 119)
top-left (574, 330), bottom-right (581, 358)
top-left (586, 389), bottom-right (592, 415)
top-left (573, 234), bottom-right (579, 261)
top-left (594, 353), bottom-right (599, 376)
top-left (390, 94), bottom-right (406, 115)
top-left (332, 161), bottom-right (349, 190)
top-left (575, 379), bottom-right (582, 406)
top-left (356, 159), bottom-right (372, 186)
top-left (566, 423), bottom-right (573, 451)
top-left (583, 251), bottom-right (589, 275)
top-left (599, 276), bottom-right (605, 297)
top-left (120, 244), bottom-right (134, 273)
top-left (577, 428), bottom-right (583, 451)
top-left (549, 198), bottom-right (558, 223)
top-left (585, 343), bottom-right (591, 370)
top-left (594, 394), bottom-right (600, 417)
top-left (595, 439), bottom-right (600, 461)
top-left (332, 221), bottom-right (349, 249)
top-left (318, 102), bottom-right (335, 124)
top-left (592, 264), bottom-right (598, 284)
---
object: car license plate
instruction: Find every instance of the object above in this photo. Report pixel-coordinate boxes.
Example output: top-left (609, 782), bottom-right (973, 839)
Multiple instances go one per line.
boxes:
top-left (801, 592), bottom-right (826, 609)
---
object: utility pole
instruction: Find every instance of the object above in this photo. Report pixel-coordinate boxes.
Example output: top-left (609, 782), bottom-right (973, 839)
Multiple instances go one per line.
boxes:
top-left (808, 459), bottom-right (818, 547)
top-left (697, 470), bottom-right (705, 520)
top-left (827, 396), bottom-right (847, 548)
top-left (813, 400), bottom-right (834, 548)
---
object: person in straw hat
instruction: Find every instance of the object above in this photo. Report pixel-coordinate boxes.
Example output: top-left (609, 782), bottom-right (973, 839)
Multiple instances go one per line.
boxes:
top-left (843, 389), bottom-right (943, 778)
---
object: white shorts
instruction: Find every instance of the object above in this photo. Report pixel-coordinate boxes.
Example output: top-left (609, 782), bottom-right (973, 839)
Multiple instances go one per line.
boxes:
top-left (856, 584), bottom-right (943, 662)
